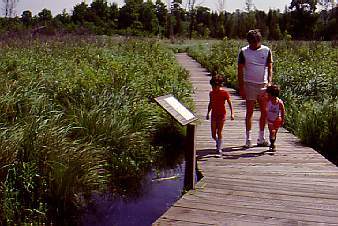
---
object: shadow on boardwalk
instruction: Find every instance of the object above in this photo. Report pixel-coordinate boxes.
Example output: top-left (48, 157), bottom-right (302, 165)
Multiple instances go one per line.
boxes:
top-left (197, 147), bottom-right (274, 161)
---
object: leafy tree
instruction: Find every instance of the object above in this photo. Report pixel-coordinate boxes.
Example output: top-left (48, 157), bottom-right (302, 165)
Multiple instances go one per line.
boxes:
top-left (235, 10), bottom-right (247, 38)
top-left (38, 8), bottom-right (52, 25)
top-left (195, 6), bottom-right (211, 37)
top-left (155, 0), bottom-right (167, 26)
top-left (106, 3), bottom-right (119, 29)
top-left (187, 0), bottom-right (196, 39)
top-left (223, 12), bottom-right (234, 37)
top-left (217, 12), bottom-right (226, 38)
top-left (118, 0), bottom-right (143, 29)
top-left (1, 0), bottom-right (338, 41)
top-left (139, 0), bottom-right (158, 33)
top-left (325, 5), bottom-right (338, 39)
top-left (89, 0), bottom-right (110, 25)
top-left (289, 0), bottom-right (319, 39)
top-left (255, 10), bottom-right (268, 38)
top-left (54, 9), bottom-right (71, 25)
top-left (155, 0), bottom-right (167, 36)
top-left (21, 10), bottom-right (32, 27)
top-left (72, 2), bottom-right (89, 25)
top-left (170, 0), bottom-right (184, 36)
top-left (267, 9), bottom-right (282, 40)
top-left (290, 0), bottom-right (317, 13)
top-left (195, 6), bottom-right (210, 25)
top-left (109, 3), bottom-right (119, 21)
top-left (245, 11), bottom-right (257, 31)
top-left (279, 6), bottom-right (292, 35)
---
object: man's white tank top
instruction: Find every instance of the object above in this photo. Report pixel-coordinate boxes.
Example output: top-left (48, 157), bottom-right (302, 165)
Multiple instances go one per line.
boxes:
top-left (242, 45), bottom-right (270, 84)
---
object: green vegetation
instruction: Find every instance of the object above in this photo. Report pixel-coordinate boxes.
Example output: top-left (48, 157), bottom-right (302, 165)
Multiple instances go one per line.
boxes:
top-left (1, 0), bottom-right (338, 40)
top-left (0, 36), bottom-right (192, 225)
top-left (187, 39), bottom-right (338, 164)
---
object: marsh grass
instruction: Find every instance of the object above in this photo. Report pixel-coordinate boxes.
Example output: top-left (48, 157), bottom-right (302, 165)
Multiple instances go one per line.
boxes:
top-left (187, 39), bottom-right (244, 89)
top-left (0, 36), bottom-right (192, 224)
top-left (286, 99), bottom-right (338, 164)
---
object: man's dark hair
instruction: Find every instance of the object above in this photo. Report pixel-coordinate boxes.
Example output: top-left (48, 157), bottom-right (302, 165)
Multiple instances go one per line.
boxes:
top-left (266, 85), bottom-right (280, 97)
top-left (247, 29), bottom-right (262, 44)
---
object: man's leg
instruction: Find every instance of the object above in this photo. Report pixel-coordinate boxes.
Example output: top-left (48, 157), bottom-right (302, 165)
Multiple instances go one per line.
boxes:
top-left (257, 92), bottom-right (268, 145)
top-left (245, 100), bottom-right (255, 147)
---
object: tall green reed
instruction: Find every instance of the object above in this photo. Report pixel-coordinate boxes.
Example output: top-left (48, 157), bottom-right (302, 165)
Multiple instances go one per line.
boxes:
top-left (0, 37), bottom-right (192, 224)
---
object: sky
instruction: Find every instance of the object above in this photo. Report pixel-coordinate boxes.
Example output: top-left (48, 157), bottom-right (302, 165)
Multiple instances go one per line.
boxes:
top-left (14, 0), bottom-right (292, 17)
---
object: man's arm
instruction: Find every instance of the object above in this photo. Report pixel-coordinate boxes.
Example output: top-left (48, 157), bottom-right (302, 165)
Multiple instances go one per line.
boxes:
top-left (267, 50), bottom-right (273, 85)
top-left (238, 63), bottom-right (245, 99)
top-left (280, 101), bottom-right (285, 125)
top-left (237, 50), bottom-right (246, 99)
top-left (267, 62), bottom-right (273, 85)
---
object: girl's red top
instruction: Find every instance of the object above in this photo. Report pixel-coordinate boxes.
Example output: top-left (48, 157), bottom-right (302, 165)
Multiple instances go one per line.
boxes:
top-left (209, 88), bottom-right (230, 116)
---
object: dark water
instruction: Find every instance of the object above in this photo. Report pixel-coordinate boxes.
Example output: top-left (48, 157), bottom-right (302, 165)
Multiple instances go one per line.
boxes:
top-left (81, 163), bottom-right (185, 226)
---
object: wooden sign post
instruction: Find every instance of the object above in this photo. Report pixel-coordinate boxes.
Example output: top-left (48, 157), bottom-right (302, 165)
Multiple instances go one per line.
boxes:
top-left (155, 95), bottom-right (198, 190)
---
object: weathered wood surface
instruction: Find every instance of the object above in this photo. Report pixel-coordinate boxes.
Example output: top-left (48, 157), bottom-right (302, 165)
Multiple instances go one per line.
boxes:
top-left (153, 53), bottom-right (338, 226)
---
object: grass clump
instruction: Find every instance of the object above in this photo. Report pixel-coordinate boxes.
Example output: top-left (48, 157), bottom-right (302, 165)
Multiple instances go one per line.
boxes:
top-left (0, 36), bottom-right (193, 225)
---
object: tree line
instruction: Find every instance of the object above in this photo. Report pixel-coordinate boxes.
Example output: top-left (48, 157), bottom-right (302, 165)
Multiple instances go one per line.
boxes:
top-left (1, 0), bottom-right (338, 40)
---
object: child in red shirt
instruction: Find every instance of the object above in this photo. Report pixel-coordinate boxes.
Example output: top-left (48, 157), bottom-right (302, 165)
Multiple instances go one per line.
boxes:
top-left (206, 76), bottom-right (234, 156)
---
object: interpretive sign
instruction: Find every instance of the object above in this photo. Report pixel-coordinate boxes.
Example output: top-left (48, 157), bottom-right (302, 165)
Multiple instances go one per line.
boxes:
top-left (155, 94), bottom-right (198, 126)
top-left (155, 94), bottom-right (197, 190)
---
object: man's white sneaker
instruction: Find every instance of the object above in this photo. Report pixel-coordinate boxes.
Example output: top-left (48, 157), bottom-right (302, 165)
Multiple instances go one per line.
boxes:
top-left (218, 148), bottom-right (222, 157)
top-left (244, 140), bottom-right (252, 148)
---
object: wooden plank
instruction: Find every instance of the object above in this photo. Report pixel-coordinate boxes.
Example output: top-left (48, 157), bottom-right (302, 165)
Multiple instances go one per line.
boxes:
top-left (158, 206), bottom-right (337, 226)
top-left (152, 219), bottom-right (210, 226)
top-left (192, 186), bottom-right (338, 206)
top-left (173, 200), bottom-right (338, 224)
top-left (153, 53), bottom-right (338, 226)
top-left (178, 195), bottom-right (338, 218)
top-left (183, 190), bottom-right (338, 212)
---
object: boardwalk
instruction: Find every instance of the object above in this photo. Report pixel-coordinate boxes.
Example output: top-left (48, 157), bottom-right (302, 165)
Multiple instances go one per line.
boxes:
top-left (153, 53), bottom-right (338, 226)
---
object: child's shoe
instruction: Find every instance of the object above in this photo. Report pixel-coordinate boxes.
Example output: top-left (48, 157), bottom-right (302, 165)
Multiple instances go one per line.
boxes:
top-left (269, 137), bottom-right (276, 151)
top-left (257, 138), bottom-right (269, 147)
top-left (269, 144), bottom-right (276, 151)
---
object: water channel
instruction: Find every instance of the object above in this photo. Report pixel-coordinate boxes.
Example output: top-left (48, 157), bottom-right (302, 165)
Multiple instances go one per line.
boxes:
top-left (82, 160), bottom-right (187, 226)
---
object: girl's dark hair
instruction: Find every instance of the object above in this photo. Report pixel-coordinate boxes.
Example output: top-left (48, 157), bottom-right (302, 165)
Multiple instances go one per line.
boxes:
top-left (266, 85), bottom-right (280, 97)
top-left (247, 29), bottom-right (262, 44)
top-left (210, 75), bottom-right (224, 87)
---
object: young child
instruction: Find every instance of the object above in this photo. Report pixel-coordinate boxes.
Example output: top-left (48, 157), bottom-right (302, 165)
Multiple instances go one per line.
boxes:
top-left (266, 85), bottom-right (285, 151)
top-left (206, 76), bottom-right (234, 156)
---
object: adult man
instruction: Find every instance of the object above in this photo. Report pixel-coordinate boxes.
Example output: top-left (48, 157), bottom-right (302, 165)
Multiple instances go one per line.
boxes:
top-left (237, 29), bottom-right (273, 148)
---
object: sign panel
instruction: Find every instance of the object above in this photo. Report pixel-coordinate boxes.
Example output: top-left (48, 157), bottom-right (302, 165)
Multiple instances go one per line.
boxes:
top-left (155, 94), bottom-right (198, 126)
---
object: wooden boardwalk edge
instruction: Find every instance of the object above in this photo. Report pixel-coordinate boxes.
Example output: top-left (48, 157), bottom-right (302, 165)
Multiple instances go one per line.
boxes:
top-left (153, 53), bottom-right (338, 226)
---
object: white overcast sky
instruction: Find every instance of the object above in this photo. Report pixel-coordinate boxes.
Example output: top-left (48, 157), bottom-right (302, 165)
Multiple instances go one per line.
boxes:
top-left (14, 0), bottom-right (292, 16)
